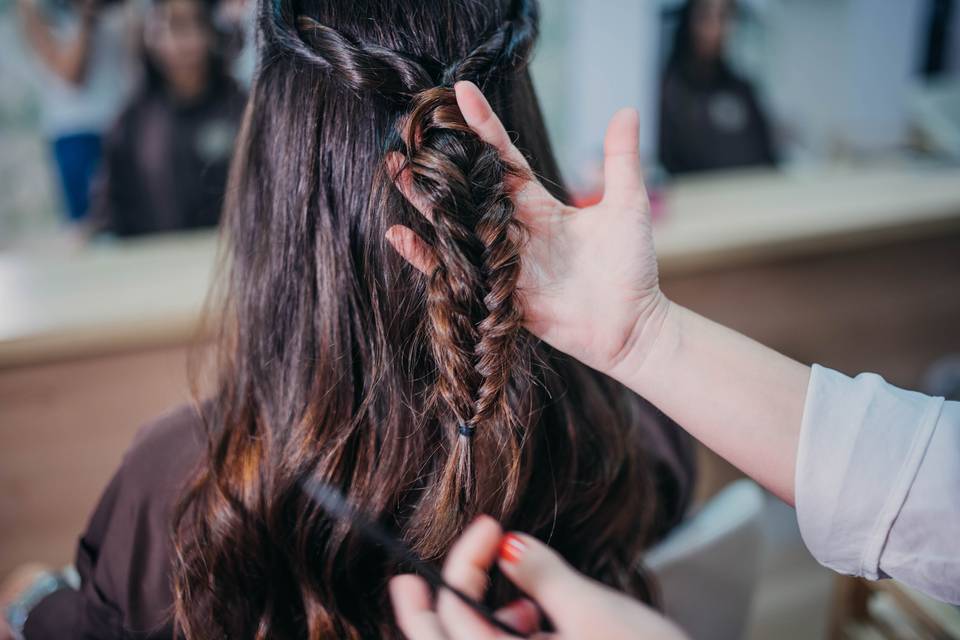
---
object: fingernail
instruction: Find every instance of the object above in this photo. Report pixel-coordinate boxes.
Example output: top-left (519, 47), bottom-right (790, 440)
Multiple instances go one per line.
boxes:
top-left (499, 533), bottom-right (526, 564)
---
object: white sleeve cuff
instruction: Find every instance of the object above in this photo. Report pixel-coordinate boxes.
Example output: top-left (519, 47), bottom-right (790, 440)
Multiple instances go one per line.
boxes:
top-left (795, 365), bottom-right (943, 580)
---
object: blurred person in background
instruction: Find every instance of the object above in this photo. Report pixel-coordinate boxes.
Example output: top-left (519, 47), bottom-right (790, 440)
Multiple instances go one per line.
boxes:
top-left (16, 0), bottom-right (133, 224)
top-left (88, 0), bottom-right (245, 237)
top-left (658, 0), bottom-right (777, 175)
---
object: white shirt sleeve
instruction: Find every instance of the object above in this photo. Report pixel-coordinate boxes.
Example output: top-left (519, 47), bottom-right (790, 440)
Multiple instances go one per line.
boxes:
top-left (796, 364), bottom-right (960, 605)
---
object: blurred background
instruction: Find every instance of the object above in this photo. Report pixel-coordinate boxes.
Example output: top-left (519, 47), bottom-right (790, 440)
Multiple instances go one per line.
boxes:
top-left (1, 0), bottom-right (959, 638)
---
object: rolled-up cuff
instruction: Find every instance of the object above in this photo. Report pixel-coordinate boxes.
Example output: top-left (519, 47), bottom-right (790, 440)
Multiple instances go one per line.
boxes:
top-left (795, 365), bottom-right (943, 579)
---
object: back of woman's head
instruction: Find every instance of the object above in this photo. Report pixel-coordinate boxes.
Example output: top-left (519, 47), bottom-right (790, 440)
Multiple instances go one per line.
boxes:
top-left (172, 1), bottom-right (669, 637)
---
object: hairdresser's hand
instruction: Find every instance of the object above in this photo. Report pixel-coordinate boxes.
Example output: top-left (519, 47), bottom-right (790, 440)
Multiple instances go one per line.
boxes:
top-left (389, 516), bottom-right (686, 640)
top-left (386, 81), bottom-right (667, 378)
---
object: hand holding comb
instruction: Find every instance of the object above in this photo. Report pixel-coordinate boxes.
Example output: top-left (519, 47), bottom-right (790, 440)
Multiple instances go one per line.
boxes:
top-left (300, 479), bottom-right (532, 638)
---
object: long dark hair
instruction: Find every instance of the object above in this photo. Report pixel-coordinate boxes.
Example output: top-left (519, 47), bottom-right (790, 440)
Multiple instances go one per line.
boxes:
top-left (666, 0), bottom-right (736, 80)
top-left (172, 0), bottom-right (670, 637)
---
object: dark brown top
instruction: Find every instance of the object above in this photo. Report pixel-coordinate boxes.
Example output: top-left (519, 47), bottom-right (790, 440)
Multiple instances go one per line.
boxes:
top-left (23, 406), bottom-right (204, 640)
top-left (23, 404), bottom-right (694, 639)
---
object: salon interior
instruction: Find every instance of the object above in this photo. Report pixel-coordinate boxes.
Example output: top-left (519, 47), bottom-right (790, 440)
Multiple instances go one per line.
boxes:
top-left (1, 0), bottom-right (959, 638)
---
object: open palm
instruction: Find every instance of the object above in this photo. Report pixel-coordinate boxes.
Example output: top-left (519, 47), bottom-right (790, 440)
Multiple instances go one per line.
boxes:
top-left (387, 81), bottom-right (665, 376)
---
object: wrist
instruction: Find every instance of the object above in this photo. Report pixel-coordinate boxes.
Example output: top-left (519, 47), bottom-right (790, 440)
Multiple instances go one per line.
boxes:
top-left (605, 293), bottom-right (679, 388)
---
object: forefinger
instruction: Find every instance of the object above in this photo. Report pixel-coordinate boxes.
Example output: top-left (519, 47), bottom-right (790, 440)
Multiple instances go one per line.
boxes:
top-left (390, 575), bottom-right (449, 640)
top-left (454, 81), bottom-right (530, 172)
top-left (454, 80), bottom-right (563, 226)
top-left (437, 516), bottom-right (508, 639)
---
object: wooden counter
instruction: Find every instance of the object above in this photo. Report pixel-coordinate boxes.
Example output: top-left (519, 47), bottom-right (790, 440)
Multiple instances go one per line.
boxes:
top-left (2, 163), bottom-right (960, 368)
top-left (654, 163), bottom-right (960, 273)
top-left (0, 231), bottom-right (217, 368)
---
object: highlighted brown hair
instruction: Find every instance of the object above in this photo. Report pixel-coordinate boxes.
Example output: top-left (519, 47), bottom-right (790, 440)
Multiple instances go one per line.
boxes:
top-left (172, 1), bottom-right (676, 637)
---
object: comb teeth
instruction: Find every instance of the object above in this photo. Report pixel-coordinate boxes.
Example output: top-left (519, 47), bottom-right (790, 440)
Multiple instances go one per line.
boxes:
top-left (298, 478), bottom-right (531, 638)
top-left (301, 479), bottom-right (354, 521)
top-left (299, 479), bottom-right (435, 578)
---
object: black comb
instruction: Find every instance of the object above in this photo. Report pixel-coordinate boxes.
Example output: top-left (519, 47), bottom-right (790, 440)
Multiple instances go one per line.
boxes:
top-left (300, 479), bottom-right (531, 638)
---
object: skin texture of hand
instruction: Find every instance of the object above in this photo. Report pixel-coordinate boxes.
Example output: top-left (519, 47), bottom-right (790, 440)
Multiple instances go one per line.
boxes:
top-left (389, 516), bottom-right (687, 640)
top-left (386, 80), bottom-right (669, 378)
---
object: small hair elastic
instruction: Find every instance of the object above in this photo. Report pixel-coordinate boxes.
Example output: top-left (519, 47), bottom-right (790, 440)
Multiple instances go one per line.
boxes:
top-left (457, 423), bottom-right (475, 438)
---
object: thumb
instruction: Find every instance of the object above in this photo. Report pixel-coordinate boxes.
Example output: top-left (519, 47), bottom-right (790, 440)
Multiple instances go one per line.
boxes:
top-left (496, 533), bottom-right (596, 628)
top-left (497, 533), bottom-right (690, 640)
top-left (601, 107), bottom-right (647, 208)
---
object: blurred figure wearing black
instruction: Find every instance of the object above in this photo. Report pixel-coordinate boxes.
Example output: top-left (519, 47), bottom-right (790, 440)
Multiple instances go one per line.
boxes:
top-left (90, 0), bottom-right (245, 237)
top-left (658, 0), bottom-right (776, 175)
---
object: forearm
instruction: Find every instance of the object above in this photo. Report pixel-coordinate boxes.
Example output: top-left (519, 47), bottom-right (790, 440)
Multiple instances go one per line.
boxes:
top-left (19, 1), bottom-right (95, 85)
top-left (610, 300), bottom-right (810, 504)
top-left (59, 27), bottom-right (95, 84)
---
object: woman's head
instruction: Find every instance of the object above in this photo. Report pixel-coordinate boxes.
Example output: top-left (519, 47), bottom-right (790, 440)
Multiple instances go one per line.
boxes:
top-left (142, 0), bottom-right (219, 97)
top-left (670, 0), bottom-right (734, 68)
top-left (173, 1), bottom-right (665, 637)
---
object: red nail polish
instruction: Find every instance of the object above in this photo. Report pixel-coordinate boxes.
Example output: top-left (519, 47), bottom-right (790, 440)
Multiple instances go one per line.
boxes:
top-left (499, 533), bottom-right (526, 564)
